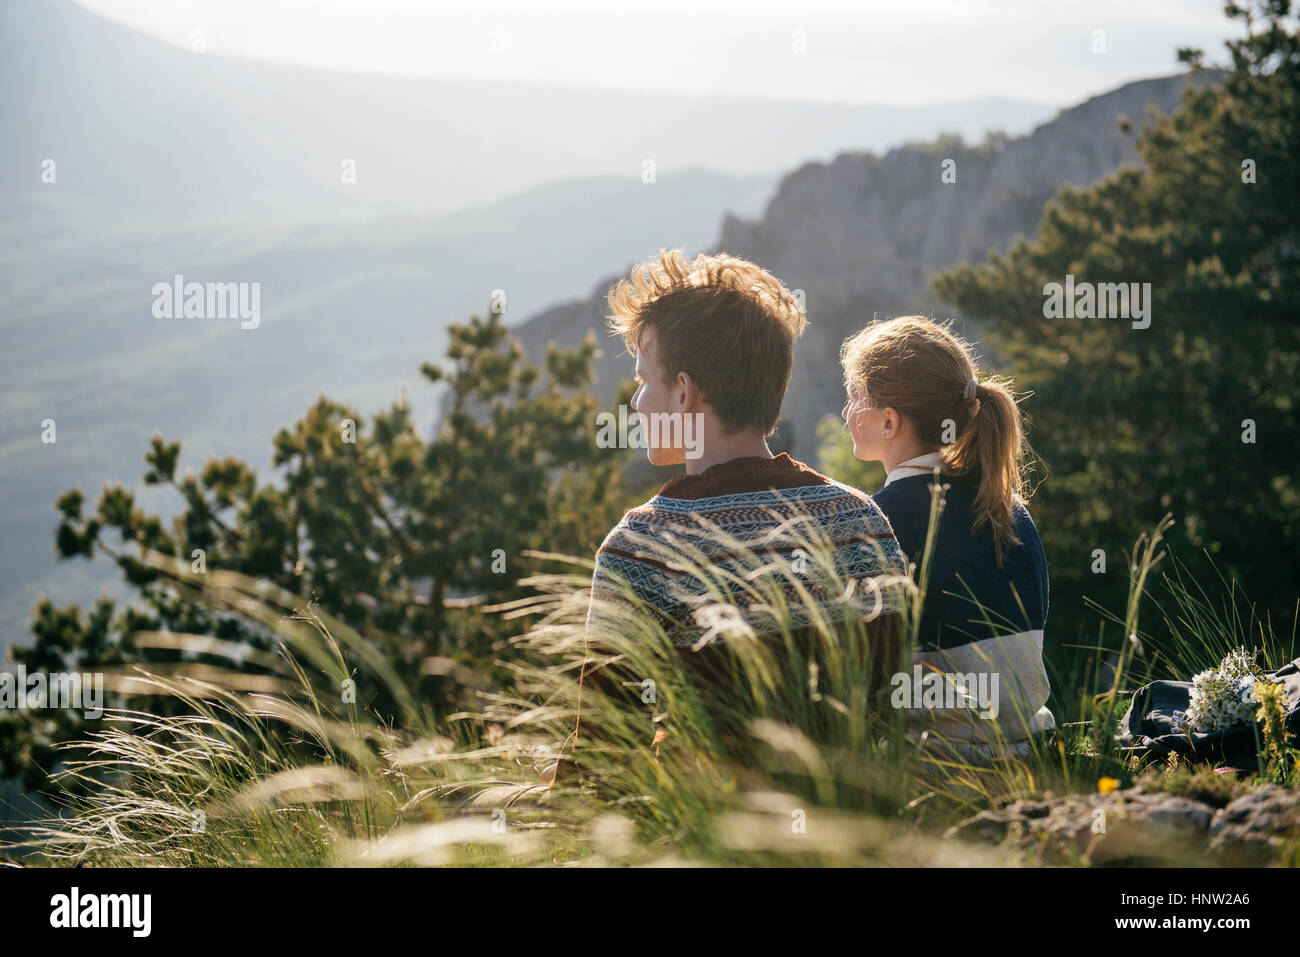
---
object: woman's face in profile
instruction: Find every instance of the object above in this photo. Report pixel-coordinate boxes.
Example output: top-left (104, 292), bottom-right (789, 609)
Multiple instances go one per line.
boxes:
top-left (842, 385), bottom-right (883, 463)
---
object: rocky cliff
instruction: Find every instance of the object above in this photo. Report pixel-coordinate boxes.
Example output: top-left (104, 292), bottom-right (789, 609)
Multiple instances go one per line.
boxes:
top-left (513, 72), bottom-right (1215, 456)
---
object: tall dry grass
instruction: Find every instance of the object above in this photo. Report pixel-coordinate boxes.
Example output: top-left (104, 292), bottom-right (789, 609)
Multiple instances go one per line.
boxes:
top-left (7, 493), bottom-right (1293, 866)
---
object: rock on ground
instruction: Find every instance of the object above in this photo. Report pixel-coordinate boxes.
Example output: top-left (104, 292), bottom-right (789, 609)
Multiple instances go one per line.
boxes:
top-left (946, 785), bottom-right (1299, 865)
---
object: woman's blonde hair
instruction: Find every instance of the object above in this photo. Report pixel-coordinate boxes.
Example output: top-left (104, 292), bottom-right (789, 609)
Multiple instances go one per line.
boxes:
top-left (840, 316), bottom-right (1029, 564)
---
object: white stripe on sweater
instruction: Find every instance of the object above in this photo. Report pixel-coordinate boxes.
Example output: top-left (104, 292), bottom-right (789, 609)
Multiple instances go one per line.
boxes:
top-left (902, 628), bottom-right (1054, 755)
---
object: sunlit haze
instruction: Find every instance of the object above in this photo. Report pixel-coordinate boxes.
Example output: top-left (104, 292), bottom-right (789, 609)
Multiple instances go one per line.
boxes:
top-left (76, 0), bottom-right (1240, 105)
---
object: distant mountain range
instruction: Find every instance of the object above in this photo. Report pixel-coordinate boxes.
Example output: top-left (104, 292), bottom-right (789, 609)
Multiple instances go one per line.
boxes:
top-left (514, 72), bottom-right (1214, 456)
top-left (1, 0), bottom-right (1062, 225)
top-left (0, 0), bottom-right (1201, 655)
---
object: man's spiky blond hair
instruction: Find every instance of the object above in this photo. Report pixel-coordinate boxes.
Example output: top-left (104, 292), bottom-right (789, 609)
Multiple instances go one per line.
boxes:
top-left (607, 249), bottom-right (807, 435)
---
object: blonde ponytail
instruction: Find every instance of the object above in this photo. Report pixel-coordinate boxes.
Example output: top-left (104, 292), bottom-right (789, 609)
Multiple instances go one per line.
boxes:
top-left (944, 375), bottom-right (1025, 564)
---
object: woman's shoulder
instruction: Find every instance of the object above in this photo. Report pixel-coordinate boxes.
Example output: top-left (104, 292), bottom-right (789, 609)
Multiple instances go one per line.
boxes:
top-left (872, 473), bottom-right (979, 554)
top-left (1012, 496), bottom-right (1043, 537)
top-left (873, 474), bottom-right (939, 517)
top-left (1009, 497), bottom-right (1048, 569)
top-left (875, 471), bottom-right (975, 511)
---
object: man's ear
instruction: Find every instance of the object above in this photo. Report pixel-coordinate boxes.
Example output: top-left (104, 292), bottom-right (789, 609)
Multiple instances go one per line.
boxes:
top-left (676, 371), bottom-right (698, 412)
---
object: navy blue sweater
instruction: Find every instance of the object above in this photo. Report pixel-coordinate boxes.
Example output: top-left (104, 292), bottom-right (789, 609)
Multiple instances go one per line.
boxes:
top-left (872, 472), bottom-right (1048, 652)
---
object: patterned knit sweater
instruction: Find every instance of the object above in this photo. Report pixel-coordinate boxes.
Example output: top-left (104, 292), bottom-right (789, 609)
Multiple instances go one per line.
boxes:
top-left (587, 453), bottom-right (908, 647)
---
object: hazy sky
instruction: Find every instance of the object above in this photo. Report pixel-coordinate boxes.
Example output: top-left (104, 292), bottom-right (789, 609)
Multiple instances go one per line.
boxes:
top-left (76, 0), bottom-right (1243, 106)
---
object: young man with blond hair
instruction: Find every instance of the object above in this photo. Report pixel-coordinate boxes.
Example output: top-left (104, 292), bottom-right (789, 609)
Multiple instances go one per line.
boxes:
top-left (555, 249), bottom-right (907, 784)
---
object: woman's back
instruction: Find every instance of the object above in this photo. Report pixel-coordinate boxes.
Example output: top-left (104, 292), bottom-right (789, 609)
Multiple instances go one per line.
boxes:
top-left (873, 468), bottom-right (1048, 652)
top-left (874, 466), bottom-right (1054, 758)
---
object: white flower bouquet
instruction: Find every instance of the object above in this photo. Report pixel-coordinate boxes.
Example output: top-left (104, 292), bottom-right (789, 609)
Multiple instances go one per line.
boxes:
top-left (1179, 647), bottom-right (1273, 734)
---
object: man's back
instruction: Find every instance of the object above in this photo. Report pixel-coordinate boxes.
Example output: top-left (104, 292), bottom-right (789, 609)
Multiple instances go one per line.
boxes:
top-left (590, 453), bottom-right (908, 648)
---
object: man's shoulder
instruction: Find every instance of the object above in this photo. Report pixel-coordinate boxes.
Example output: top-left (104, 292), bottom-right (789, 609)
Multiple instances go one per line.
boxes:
top-left (656, 457), bottom-right (882, 511)
top-left (594, 496), bottom-right (674, 567)
top-left (595, 505), bottom-right (648, 556)
top-left (818, 473), bottom-right (885, 510)
top-left (599, 493), bottom-right (671, 537)
top-left (597, 467), bottom-right (900, 563)
top-left (778, 464), bottom-right (897, 531)
top-left (631, 477), bottom-right (891, 526)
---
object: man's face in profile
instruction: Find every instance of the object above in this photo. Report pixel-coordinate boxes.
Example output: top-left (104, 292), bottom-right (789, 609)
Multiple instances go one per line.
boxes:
top-left (630, 329), bottom-right (688, 467)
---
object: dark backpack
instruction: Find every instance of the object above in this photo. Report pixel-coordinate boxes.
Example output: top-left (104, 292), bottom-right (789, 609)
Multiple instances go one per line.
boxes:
top-left (1116, 658), bottom-right (1300, 769)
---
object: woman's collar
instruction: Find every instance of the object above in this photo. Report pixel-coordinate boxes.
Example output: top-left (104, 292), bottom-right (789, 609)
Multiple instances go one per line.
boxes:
top-left (882, 451), bottom-right (946, 488)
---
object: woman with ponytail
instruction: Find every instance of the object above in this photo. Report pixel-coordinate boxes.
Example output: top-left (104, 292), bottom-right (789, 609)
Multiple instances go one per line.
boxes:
top-left (840, 316), bottom-right (1053, 758)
